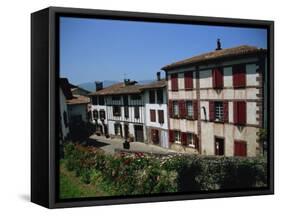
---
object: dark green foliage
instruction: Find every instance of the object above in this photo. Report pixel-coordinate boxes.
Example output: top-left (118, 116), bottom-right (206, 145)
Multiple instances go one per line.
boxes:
top-left (63, 143), bottom-right (267, 197)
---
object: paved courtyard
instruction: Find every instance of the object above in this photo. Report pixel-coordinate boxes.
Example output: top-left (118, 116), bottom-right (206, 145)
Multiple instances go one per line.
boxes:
top-left (87, 134), bottom-right (178, 155)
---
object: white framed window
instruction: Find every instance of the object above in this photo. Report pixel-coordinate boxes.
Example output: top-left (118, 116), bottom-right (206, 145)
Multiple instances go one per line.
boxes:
top-left (186, 101), bottom-right (193, 118)
top-left (173, 101), bottom-right (179, 117)
top-left (187, 133), bottom-right (195, 148)
top-left (174, 131), bottom-right (181, 144)
top-left (215, 102), bottom-right (224, 121)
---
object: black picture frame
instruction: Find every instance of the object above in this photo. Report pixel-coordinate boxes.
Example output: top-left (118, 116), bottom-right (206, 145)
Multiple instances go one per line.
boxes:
top-left (31, 6), bottom-right (274, 208)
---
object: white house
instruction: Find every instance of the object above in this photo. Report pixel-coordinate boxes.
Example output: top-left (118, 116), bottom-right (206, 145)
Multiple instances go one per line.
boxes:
top-left (141, 73), bottom-right (169, 148)
top-left (162, 44), bottom-right (267, 156)
top-left (89, 80), bottom-right (146, 142)
top-left (59, 78), bottom-right (73, 142)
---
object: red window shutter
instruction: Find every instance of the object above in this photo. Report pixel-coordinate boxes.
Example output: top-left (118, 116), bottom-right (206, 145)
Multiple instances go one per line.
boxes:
top-left (169, 130), bottom-right (174, 143)
top-left (209, 101), bottom-right (215, 121)
top-left (171, 74), bottom-right (178, 91)
top-left (238, 101), bottom-right (246, 125)
top-left (184, 71), bottom-right (193, 89)
top-left (158, 110), bottom-right (164, 124)
top-left (193, 100), bottom-right (198, 120)
top-left (193, 134), bottom-right (199, 150)
top-left (150, 110), bottom-right (156, 122)
top-left (179, 100), bottom-right (186, 118)
top-left (223, 101), bottom-right (228, 122)
top-left (168, 100), bottom-right (173, 118)
top-left (234, 140), bottom-right (247, 156)
top-left (212, 68), bottom-right (223, 88)
top-left (234, 101), bottom-right (246, 125)
top-left (181, 132), bottom-right (187, 145)
top-left (233, 64), bottom-right (246, 88)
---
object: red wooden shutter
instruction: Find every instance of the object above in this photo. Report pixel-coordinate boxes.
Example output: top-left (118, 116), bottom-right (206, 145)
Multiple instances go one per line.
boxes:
top-left (193, 100), bottom-right (198, 120)
top-left (184, 71), bottom-right (193, 89)
top-left (193, 134), bottom-right (199, 150)
top-left (223, 101), bottom-right (228, 122)
top-left (181, 132), bottom-right (187, 145)
top-left (158, 110), bottom-right (164, 124)
top-left (168, 100), bottom-right (173, 118)
top-left (179, 100), bottom-right (186, 118)
top-left (238, 101), bottom-right (246, 125)
top-left (171, 74), bottom-right (178, 91)
top-left (169, 130), bottom-right (174, 143)
top-left (234, 140), bottom-right (247, 156)
top-left (209, 101), bottom-right (215, 121)
top-left (150, 110), bottom-right (156, 122)
top-left (234, 101), bottom-right (246, 125)
top-left (212, 68), bottom-right (223, 89)
top-left (233, 64), bottom-right (246, 88)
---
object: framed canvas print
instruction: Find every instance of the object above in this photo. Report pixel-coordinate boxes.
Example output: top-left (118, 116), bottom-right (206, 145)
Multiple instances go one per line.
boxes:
top-left (31, 6), bottom-right (274, 208)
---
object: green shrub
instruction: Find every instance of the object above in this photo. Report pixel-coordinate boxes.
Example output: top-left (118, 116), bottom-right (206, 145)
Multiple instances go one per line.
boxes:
top-left (62, 143), bottom-right (268, 196)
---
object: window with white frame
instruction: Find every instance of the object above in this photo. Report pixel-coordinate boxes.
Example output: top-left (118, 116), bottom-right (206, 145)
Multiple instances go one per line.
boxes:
top-left (215, 102), bottom-right (224, 121)
top-left (174, 131), bottom-right (181, 144)
top-left (173, 101), bottom-right (179, 117)
top-left (186, 101), bottom-right (193, 118)
top-left (187, 133), bottom-right (195, 147)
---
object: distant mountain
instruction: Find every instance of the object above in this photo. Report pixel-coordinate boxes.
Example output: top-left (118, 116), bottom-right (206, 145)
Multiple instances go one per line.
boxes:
top-left (78, 80), bottom-right (153, 92)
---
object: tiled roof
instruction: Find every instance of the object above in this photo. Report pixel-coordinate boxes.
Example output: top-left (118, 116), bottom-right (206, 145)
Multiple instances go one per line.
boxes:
top-left (140, 79), bottom-right (167, 90)
top-left (89, 83), bottom-right (143, 96)
top-left (162, 45), bottom-right (267, 70)
top-left (66, 94), bottom-right (90, 105)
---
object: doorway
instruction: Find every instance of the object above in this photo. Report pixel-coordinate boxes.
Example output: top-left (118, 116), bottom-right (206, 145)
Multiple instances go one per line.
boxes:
top-left (214, 137), bottom-right (224, 156)
top-left (134, 125), bottom-right (144, 142)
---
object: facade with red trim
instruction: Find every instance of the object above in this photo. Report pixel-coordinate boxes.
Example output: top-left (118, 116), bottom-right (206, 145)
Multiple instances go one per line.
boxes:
top-left (162, 45), bottom-right (267, 156)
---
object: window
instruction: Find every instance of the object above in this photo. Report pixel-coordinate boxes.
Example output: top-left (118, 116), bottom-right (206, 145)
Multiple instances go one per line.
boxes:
top-left (184, 71), bottom-right (193, 89)
top-left (186, 101), bottom-right (193, 118)
top-left (171, 74), bottom-right (178, 91)
top-left (124, 106), bottom-right (129, 118)
top-left (112, 95), bottom-right (121, 101)
top-left (174, 131), bottom-right (181, 144)
top-left (209, 101), bottom-right (228, 122)
top-left (131, 94), bottom-right (141, 100)
top-left (233, 64), bottom-right (246, 88)
top-left (212, 67), bottom-right (223, 89)
top-left (149, 90), bottom-right (155, 103)
top-left (93, 110), bottom-right (99, 119)
top-left (181, 132), bottom-right (195, 147)
top-left (63, 111), bottom-right (68, 128)
top-left (150, 109), bottom-right (156, 122)
top-left (158, 110), bottom-right (164, 124)
top-left (113, 106), bottom-right (121, 116)
top-left (134, 106), bottom-right (140, 119)
top-left (114, 123), bottom-right (122, 136)
top-left (99, 96), bottom-right (105, 105)
top-left (92, 96), bottom-right (98, 105)
top-left (157, 89), bottom-right (164, 104)
top-left (215, 102), bottom-right (224, 122)
top-left (99, 110), bottom-right (106, 120)
top-left (234, 140), bottom-right (247, 156)
top-left (234, 101), bottom-right (246, 125)
top-left (173, 101), bottom-right (179, 117)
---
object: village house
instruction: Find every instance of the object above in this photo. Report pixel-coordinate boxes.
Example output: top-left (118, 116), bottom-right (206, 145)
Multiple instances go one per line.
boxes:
top-left (89, 79), bottom-right (146, 142)
top-left (162, 42), bottom-right (267, 156)
top-left (140, 72), bottom-right (169, 148)
top-left (59, 78), bottom-right (73, 143)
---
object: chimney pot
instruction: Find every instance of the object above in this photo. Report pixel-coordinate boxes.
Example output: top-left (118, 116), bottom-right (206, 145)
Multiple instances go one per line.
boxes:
top-left (95, 81), bottom-right (103, 91)
top-left (216, 39), bottom-right (222, 50)
top-left (157, 72), bottom-right (161, 81)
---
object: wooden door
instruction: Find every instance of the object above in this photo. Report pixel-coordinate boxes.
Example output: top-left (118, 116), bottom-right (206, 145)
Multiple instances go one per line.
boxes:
top-left (151, 129), bottom-right (159, 144)
top-left (134, 125), bottom-right (144, 142)
top-left (215, 137), bottom-right (224, 156)
top-left (124, 124), bottom-right (129, 139)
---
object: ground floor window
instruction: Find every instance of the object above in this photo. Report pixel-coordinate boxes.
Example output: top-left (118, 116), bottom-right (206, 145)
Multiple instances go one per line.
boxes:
top-left (174, 131), bottom-right (181, 144)
top-left (215, 137), bottom-right (225, 156)
top-left (114, 123), bottom-right (122, 136)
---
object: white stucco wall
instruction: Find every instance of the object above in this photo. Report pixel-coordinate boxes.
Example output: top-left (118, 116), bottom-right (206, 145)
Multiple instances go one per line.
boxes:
top-left (59, 88), bottom-right (70, 141)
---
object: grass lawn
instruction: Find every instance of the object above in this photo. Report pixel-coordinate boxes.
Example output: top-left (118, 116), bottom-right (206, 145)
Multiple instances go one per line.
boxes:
top-left (59, 161), bottom-right (109, 199)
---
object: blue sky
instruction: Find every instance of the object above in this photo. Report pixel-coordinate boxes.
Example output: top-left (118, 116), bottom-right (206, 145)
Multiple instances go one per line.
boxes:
top-left (60, 17), bottom-right (267, 85)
